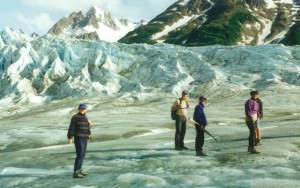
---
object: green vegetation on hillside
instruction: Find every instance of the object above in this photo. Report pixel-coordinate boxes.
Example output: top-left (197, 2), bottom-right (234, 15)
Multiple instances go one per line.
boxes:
top-left (185, 4), bottom-right (256, 46)
top-left (265, 12), bottom-right (290, 42)
top-left (280, 23), bottom-right (300, 45)
top-left (118, 24), bottom-right (162, 44)
top-left (187, 12), bottom-right (256, 46)
top-left (164, 21), bottom-right (199, 44)
top-left (119, 4), bottom-right (186, 44)
top-left (120, 1), bottom-right (257, 46)
top-left (119, 0), bottom-right (300, 46)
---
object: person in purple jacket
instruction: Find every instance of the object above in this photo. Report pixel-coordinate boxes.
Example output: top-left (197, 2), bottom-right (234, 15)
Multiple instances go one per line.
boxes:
top-left (193, 96), bottom-right (207, 156)
top-left (245, 91), bottom-right (261, 154)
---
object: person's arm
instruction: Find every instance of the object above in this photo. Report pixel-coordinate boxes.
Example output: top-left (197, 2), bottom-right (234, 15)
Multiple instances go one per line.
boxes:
top-left (67, 116), bottom-right (76, 144)
top-left (86, 117), bottom-right (92, 139)
top-left (258, 99), bottom-right (263, 119)
top-left (193, 105), bottom-right (199, 123)
top-left (186, 100), bottom-right (190, 108)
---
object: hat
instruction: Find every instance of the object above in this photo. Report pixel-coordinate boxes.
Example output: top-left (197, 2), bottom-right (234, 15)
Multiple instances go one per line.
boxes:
top-left (199, 96), bottom-right (207, 100)
top-left (78, 103), bottom-right (87, 109)
top-left (182, 90), bottom-right (188, 95)
top-left (250, 90), bottom-right (258, 95)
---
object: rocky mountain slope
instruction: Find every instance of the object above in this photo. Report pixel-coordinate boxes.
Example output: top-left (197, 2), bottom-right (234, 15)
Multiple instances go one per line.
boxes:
top-left (47, 6), bottom-right (144, 42)
top-left (119, 0), bottom-right (300, 46)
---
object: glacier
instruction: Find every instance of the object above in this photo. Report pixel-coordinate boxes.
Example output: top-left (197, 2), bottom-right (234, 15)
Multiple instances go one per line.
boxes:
top-left (0, 28), bottom-right (300, 187)
top-left (1, 27), bottom-right (300, 117)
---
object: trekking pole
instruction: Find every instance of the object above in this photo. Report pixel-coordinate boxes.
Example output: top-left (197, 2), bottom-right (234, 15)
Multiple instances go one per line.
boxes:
top-left (188, 117), bottom-right (218, 141)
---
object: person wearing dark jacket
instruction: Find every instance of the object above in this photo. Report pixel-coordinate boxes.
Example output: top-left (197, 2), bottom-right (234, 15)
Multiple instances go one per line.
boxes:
top-left (67, 103), bottom-right (92, 178)
top-left (193, 96), bottom-right (207, 156)
top-left (245, 91), bottom-right (261, 154)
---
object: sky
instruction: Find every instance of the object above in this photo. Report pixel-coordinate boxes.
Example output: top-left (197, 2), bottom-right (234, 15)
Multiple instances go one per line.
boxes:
top-left (0, 0), bottom-right (177, 36)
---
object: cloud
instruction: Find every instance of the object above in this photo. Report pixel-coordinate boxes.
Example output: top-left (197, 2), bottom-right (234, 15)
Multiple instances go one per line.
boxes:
top-left (15, 0), bottom-right (176, 34)
top-left (111, 0), bottom-right (176, 21)
top-left (15, 12), bottom-right (55, 34)
top-left (32, 13), bottom-right (55, 33)
top-left (21, 0), bottom-right (123, 13)
top-left (21, 0), bottom-right (176, 20)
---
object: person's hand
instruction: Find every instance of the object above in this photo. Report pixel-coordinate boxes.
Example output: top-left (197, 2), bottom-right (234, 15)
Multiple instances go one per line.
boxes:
top-left (89, 135), bottom-right (93, 139)
top-left (88, 120), bottom-right (92, 127)
top-left (68, 139), bottom-right (73, 144)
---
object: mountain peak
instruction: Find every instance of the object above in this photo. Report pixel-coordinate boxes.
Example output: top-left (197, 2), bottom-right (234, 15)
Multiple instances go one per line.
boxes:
top-left (87, 5), bottom-right (107, 17)
top-left (4, 26), bottom-right (14, 33)
top-left (47, 5), bottom-right (140, 42)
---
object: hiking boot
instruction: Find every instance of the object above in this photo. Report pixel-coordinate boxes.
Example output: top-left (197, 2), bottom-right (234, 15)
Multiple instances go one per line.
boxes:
top-left (175, 146), bottom-right (182, 151)
top-left (181, 146), bottom-right (189, 150)
top-left (249, 148), bottom-right (260, 154)
top-left (79, 169), bottom-right (88, 176)
top-left (73, 171), bottom-right (84, 178)
top-left (196, 151), bottom-right (207, 156)
top-left (256, 139), bottom-right (261, 145)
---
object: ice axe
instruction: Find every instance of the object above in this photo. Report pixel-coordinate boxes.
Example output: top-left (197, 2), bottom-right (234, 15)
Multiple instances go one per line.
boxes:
top-left (188, 117), bottom-right (218, 141)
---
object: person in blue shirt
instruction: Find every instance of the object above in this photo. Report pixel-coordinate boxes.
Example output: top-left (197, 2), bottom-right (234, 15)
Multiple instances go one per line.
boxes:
top-left (193, 96), bottom-right (207, 156)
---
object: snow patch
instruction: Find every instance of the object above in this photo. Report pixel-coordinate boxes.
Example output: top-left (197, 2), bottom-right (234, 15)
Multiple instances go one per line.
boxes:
top-left (0, 167), bottom-right (68, 176)
top-left (178, 0), bottom-right (190, 6)
top-left (257, 18), bottom-right (273, 44)
top-left (152, 16), bottom-right (194, 41)
top-left (265, 0), bottom-right (277, 9)
top-left (134, 128), bottom-right (173, 137)
top-left (117, 173), bottom-right (168, 187)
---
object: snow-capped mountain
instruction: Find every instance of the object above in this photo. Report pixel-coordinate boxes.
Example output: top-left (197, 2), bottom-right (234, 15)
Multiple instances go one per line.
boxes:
top-left (119, 0), bottom-right (300, 46)
top-left (47, 6), bottom-right (144, 42)
top-left (1, 29), bottom-right (300, 117)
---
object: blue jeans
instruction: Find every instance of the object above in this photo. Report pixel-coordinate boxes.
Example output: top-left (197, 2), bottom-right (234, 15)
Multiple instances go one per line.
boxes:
top-left (74, 136), bottom-right (88, 172)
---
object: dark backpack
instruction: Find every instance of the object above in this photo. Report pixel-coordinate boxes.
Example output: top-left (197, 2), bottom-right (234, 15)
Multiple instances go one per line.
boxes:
top-left (171, 98), bottom-right (182, 120)
top-left (171, 110), bottom-right (177, 120)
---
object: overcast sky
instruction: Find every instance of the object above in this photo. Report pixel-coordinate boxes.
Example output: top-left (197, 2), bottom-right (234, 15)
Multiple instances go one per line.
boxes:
top-left (0, 0), bottom-right (177, 35)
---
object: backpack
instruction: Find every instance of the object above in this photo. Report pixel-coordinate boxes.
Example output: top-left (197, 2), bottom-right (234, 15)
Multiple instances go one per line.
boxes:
top-left (171, 110), bottom-right (177, 120)
top-left (171, 98), bottom-right (182, 120)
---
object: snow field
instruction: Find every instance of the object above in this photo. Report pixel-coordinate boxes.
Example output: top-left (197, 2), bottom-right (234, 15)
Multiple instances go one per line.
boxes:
top-left (0, 90), bottom-right (300, 187)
